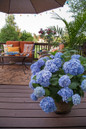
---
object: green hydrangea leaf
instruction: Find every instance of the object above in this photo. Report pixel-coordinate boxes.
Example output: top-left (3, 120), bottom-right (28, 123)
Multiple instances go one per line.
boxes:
top-left (32, 83), bottom-right (39, 88)
top-left (69, 82), bottom-right (79, 89)
top-left (33, 75), bottom-right (36, 80)
top-left (50, 78), bottom-right (58, 86)
top-left (45, 89), bottom-right (50, 96)
top-left (67, 97), bottom-right (72, 102)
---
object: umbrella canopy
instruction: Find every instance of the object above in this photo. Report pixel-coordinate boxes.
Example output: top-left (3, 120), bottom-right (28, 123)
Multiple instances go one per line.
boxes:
top-left (0, 0), bottom-right (66, 14)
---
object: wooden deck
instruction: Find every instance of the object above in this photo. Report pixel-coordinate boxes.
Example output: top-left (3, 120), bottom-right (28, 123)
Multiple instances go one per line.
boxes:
top-left (0, 84), bottom-right (86, 129)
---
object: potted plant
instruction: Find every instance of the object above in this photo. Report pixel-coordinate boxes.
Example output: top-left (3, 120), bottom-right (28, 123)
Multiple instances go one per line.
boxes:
top-left (29, 49), bottom-right (86, 114)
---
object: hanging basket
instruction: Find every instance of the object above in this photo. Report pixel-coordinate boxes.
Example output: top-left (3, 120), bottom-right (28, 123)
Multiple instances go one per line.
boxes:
top-left (55, 101), bottom-right (72, 114)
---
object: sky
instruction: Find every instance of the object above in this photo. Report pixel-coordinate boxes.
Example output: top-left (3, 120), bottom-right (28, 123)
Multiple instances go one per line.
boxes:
top-left (0, 4), bottom-right (72, 35)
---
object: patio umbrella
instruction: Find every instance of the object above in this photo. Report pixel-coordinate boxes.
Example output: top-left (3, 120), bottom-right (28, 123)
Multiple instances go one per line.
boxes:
top-left (0, 0), bottom-right (66, 14)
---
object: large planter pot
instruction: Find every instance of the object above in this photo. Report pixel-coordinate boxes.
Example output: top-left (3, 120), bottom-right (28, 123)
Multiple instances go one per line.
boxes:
top-left (59, 43), bottom-right (64, 50)
top-left (55, 101), bottom-right (72, 114)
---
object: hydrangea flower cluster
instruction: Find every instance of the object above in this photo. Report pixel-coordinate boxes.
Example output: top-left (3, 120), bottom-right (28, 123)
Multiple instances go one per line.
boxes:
top-left (59, 75), bottom-right (71, 87)
top-left (63, 59), bottom-right (84, 75)
top-left (34, 87), bottom-right (45, 98)
top-left (40, 97), bottom-right (57, 113)
top-left (30, 93), bottom-right (38, 101)
top-left (71, 54), bottom-right (80, 59)
top-left (72, 94), bottom-right (81, 105)
top-left (30, 51), bottom-right (86, 113)
top-left (44, 60), bottom-right (59, 73)
top-left (57, 87), bottom-right (73, 102)
top-left (36, 70), bottom-right (52, 87)
top-left (44, 58), bottom-right (62, 73)
top-left (30, 56), bottom-right (49, 75)
top-left (54, 52), bottom-right (63, 58)
top-left (81, 79), bottom-right (86, 91)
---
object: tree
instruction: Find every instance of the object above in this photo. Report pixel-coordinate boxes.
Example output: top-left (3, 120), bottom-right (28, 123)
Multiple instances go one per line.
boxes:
top-left (0, 15), bottom-right (20, 42)
top-left (68, 0), bottom-right (86, 16)
top-left (6, 15), bottom-right (16, 27)
top-left (20, 30), bottom-right (34, 41)
top-left (52, 12), bottom-right (86, 49)
top-left (0, 25), bottom-right (20, 42)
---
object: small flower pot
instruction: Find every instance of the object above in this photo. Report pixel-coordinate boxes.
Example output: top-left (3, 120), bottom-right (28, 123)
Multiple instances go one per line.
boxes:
top-left (55, 101), bottom-right (72, 114)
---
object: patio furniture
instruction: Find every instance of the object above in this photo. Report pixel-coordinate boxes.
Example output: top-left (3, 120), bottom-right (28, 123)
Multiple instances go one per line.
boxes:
top-left (0, 54), bottom-right (31, 74)
top-left (2, 41), bottom-right (35, 64)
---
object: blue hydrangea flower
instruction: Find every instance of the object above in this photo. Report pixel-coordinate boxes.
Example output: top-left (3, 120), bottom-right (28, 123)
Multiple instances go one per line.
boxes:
top-left (57, 87), bottom-right (73, 103)
top-left (82, 75), bottom-right (86, 78)
top-left (40, 97), bottom-right (57, 113)
top-left (36, 70), bottom-right (52, 87)
top-left (30, 62), bottom-right (38, 70)
top-left (42, 56), bottom-right (50, 60)
top-left (30, 93), bottom-right (38, 101)
top-left (63, 59), bottom-right (84, 75)
top-left (72, 94), bottom-right (81, 105)
top-left (70, 58), bottom-right (80, 63)
top-left (50, 55), bottom-right (54, 59)
top-left (44, 60), bottom-right (59, 73)
top-left (54, 52), bottom-right (63, 58)
top-left (34, 87), bottom-right (45, 98)
top-left (53, 58), bottom-right (62, 68)
top-left (37, 58), bottom-right (45, 67)
top-left (59, 75), bottom-right (71, 87)
top-left (71, 54), bottom-right (80, 59)
top-left (30, 62), bottom-right (41, 75)
top-left (81, 79), bottom-right (86, 91)
top-left (31, 67), bottom-right (40, 75)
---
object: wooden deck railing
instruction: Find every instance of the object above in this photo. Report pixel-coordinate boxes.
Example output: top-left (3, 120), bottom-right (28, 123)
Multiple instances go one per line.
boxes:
top-left (0, 42), bottom-right (52, 59)
top-left (0, 42), bottom-right (83, 60)
top-left (34, 42), bottom-right (51, 59)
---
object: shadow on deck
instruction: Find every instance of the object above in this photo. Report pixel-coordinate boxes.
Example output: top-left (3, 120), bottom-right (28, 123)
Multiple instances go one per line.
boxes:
top-left (0, 84), bottom-right (86, 128)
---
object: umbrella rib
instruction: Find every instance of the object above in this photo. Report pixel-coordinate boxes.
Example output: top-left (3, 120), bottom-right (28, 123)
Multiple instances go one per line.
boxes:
top-left (55, 0), bottom-right (62, 6)
top-left (30, 0), bottom-right (38, 13)
top-left (8, 0), bottom-right (11, 13)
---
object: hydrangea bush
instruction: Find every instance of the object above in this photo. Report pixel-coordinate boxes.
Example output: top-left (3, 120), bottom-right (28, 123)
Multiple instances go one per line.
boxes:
top-left (29, 50), bottom-right (86, 113)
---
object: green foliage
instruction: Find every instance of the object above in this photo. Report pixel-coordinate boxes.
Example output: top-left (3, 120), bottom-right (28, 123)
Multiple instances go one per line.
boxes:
top-left (0, 14), bottom-right (34, 42)
top-left (0, 25), bottom-right (19, 42)
top-left (31, 49), bottom-right (86, 104)
top-left (0, 14), bottom-right (20, 42)
top-left (68, 0), bottom-right (86, 16)
top-left (20, 30), bottom-right (33, 41)
top-left (6, 15), bottom-right (16, 27)
top-left (52, 12), bottom-right (86, 49)
top-left (38, 27), bottom-right (58, 47)
top-left (69, 82), bottom-right (79, 89)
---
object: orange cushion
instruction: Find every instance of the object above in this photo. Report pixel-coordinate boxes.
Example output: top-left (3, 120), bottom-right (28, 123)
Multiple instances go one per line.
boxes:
top-left (8, 47), bottom-right (20, 53)
top-left (23, 44), bottom-right (34, 58)
top-left (6, 41), bottom-right (20, 47)
top-left (20, 41), bottom-right (34, 53)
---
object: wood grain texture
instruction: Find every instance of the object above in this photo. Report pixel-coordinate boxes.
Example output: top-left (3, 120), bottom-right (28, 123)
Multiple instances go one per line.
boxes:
top-left (0, 84), bottom-right (86, 128)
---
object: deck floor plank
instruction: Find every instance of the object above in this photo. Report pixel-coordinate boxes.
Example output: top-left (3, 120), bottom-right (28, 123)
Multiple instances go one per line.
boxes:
top-left (0, 84), bottom-right (86, 128)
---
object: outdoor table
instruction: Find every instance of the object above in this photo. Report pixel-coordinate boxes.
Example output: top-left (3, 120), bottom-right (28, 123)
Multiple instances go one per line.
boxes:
top-left (0, 54), bottom-right (30, 73)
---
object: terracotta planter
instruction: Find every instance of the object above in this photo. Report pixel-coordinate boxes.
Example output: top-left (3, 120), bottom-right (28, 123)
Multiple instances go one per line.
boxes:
top-left (55, 101), bottom-right (72, 114)
top-left (59, 43), bottom-right (64, 50)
